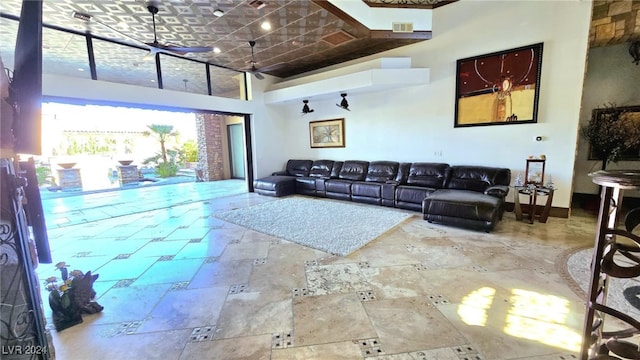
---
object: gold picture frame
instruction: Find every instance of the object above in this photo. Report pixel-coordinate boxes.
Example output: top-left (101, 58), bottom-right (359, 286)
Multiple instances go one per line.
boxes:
top-left (309, 118), bottom-right (345, 148)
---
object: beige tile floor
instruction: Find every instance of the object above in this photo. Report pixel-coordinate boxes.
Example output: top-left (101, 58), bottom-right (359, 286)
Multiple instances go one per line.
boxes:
top-left (38, 181), bottom-right (604, 360)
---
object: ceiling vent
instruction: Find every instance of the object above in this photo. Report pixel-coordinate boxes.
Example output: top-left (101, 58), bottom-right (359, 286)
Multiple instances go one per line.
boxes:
top-left (248, 0), bottom-right (266, 10)
top-left (321, 30), bottom-right (356, 46)
top-left (392, 22), bottom-right (414, 33)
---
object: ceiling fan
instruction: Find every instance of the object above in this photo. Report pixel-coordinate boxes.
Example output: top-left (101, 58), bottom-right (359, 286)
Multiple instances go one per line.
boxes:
top-left (142, 3), bottom-right (212, 56)
top-left (72, 2), bottom-right (212, 57)
top-left (247, 40), bottom-right (265, 80)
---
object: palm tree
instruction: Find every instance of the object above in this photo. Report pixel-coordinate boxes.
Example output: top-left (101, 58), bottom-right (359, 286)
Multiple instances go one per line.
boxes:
top-left (143, 124), bottom-right (179, 164)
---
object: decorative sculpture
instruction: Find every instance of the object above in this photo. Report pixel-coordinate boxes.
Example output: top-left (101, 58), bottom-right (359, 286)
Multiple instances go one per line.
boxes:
top-left (45, 262), bottom-right (104, 331)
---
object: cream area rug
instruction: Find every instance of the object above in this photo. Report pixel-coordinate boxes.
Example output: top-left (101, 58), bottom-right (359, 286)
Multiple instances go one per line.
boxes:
top-left (214, 197), bottom-right (413, 256)
top-left (560, 247), bottom-right (640, 320)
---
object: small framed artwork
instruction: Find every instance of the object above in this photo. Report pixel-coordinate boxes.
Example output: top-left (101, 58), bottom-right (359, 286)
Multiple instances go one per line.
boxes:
top-left (525, 158), bottom-right (545, 186)
top-left (454, 43), bottom-right (544, 127)
top-left (309, 118), bottom-right (345, 148)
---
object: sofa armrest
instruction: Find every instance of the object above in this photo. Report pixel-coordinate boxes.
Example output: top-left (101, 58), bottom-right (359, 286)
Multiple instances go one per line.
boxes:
top-left (484, 185), bottom-right (509, 198)
top-left (271, 170), bottom-right (288, 176)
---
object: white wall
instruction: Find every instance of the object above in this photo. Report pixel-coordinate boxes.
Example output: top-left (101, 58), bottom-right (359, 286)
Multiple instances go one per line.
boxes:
top-left (260, 0), bottom-right (592, 210)
top-left (573, 42), bottom-right (640, 198)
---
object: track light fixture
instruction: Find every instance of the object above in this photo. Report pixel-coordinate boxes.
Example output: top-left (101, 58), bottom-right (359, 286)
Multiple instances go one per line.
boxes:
top-left (630, 40), bottom-right (640, 65)
top-left (302, 100), bottom-right (314, 114)
top-left (336, 93), bottom-right (350, 111)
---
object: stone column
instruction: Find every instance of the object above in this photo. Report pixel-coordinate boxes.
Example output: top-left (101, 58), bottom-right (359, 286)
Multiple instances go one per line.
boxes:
top-left (195, 113), bottom-right (225, 181)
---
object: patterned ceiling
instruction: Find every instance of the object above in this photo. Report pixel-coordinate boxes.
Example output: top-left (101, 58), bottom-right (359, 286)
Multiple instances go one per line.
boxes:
top-left (0, 0), bottom-right (451, 84)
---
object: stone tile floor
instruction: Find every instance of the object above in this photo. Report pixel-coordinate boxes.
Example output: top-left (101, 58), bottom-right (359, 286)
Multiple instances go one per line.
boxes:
top-left (37, 180), bottom-right (605, 359)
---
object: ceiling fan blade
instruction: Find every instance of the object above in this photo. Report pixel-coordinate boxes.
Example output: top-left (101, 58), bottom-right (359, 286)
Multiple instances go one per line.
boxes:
top-left (249, 63), bottom-right (265, 80)
top-left (144, 42), bottom-right (212, 56)
top-left (161, 46), bottom-right (213, 54)
top-left (83, 16), bottom-right (146, 47)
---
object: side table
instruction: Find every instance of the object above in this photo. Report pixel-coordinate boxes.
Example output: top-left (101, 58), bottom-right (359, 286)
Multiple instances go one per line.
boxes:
top-left (513, 185), bottom-right (554, 224)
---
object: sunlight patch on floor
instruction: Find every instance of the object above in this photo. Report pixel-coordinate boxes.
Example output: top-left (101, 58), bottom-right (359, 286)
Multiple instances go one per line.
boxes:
top-left (458, 287), bottom-right (496, 327)
top-left (458, 287), bottom-right (582, 352)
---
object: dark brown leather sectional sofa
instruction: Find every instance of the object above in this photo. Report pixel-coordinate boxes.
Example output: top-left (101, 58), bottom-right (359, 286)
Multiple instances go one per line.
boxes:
top-left (254, 159), bottom-right (511, 232)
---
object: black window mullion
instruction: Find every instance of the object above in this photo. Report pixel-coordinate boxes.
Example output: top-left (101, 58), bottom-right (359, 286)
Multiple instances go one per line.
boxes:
top-left (85, 34), bottom-right (97, 80)
top-left (206, 63), bottom-right (212, 96)
top-left (155, 53), bottom-right (162, 89)
top-left (243, 73), bottom-right (249, 101)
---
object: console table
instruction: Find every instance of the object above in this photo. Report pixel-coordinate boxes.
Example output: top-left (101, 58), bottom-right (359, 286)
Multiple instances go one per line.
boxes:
top-left (513, 185), bottom-right (554, 224)
top-left (580, 170), bottom-right (640, 359)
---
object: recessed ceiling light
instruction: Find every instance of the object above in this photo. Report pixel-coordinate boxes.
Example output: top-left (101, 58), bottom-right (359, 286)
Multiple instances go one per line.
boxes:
top-left (150, 79), bottom-right (156, 82)
top-left (261, 21), bottom-right (271, 30)
top-left (213, 9), bottom-right (224, 17)
top-left (77, 68), bottom-right (84, 71)
top-left (213, 47), bottom-right (221, 54)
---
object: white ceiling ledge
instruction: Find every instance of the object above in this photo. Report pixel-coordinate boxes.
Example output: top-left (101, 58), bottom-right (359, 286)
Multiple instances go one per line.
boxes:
top-left (264, 58), bottom-right (429, 104)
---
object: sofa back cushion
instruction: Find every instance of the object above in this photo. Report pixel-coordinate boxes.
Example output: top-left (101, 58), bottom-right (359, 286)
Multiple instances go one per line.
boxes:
top-left (286, 159), bottom-right (313, 177)
top-left (446, 166), bottom-right (511, 192)
top-left (394, 162), bottom-right (411, 184)
top-left (365, 161), bottom-right (399, 183)
top-left (309, 160), bottom-right (334, 178)
top-left (338, 160), bottom-right (369, 181)
top-left (330, 161), bottom-right (344, 178)
top-left (406, 163), bottom-right (450, 188)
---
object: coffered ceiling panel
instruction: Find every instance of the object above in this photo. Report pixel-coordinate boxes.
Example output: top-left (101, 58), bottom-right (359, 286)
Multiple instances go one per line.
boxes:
top-left (0, 0), bottom-right (445, 82)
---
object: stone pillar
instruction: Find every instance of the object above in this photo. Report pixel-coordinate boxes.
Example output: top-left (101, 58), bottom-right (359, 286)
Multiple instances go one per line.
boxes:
top-left (195, 113), bottom-right (225, 181)
top-left (589, 0), bottom-right (640, 47)
top-left (117, 165), bottom-right (139, 186)
top-left (57, 168), bottom-right (83, 191)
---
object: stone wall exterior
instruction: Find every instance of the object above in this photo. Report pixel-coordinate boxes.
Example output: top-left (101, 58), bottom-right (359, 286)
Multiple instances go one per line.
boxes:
top-left (590, 0), bottom-right (640, 47)
top-left (195, 113), bottom-right (224, 181)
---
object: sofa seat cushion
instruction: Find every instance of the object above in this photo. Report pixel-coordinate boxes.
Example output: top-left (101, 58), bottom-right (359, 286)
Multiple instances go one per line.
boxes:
top-left (295, 177), bottom-right (318, 195)
top-left (295, 177), bottom-right (316, 187)
top-left (396, 185), bottom-right (436, 205)
top-left (325, 179), bottom-right (353, 194)
top-left (254, 176), bottom-right (296, 197)
top-left (422, 189), bottom-right (501, 222)
top-left (351, 181), bottom-right (383, 198)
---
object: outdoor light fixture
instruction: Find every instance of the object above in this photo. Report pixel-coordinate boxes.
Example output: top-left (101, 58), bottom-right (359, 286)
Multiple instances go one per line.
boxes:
top-left (302, 100), bottom-right (314, 114)
top-left (213, 9), bottom-right (224, 17)
top-left (336, 93), bottom-right (350, 111)
top-left (630, 40), bottom-right (640, 65)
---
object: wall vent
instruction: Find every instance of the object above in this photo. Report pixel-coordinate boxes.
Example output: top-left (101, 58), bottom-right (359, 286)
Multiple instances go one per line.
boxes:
top-left (321, 30), bottom-right (356, 46)
top-left (248, 0), bottom-right (266, 10)
top-left (392, 22), bottom-right (414, 33)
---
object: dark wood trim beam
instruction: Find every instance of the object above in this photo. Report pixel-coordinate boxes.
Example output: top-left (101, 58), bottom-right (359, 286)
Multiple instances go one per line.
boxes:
top-left (370, 30), bottom-right (432, 40)
top-left (312, 0), bottom-right (370, 34)
top-left (362, 0), bottom-right (458, 9)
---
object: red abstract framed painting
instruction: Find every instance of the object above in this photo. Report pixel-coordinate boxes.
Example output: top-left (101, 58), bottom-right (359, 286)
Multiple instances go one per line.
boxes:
top-left (454, 43), bottom-right (544, 127)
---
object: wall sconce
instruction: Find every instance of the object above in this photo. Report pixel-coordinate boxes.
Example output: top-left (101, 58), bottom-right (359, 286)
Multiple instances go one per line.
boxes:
top-left (302, 100), bottom-right (314, 114)
top-left (630, 40), bottom-right (640, 65)
top-left (336, 93), bottom-right (350, 111)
